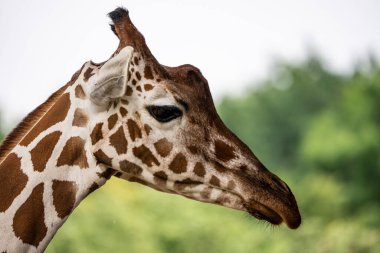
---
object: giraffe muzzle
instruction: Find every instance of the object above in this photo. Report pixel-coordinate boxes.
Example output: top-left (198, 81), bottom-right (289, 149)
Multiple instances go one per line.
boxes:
top-left (244, 195), bottom-right (301, 229)
top-left (238, 171), bottom-right (301, 229)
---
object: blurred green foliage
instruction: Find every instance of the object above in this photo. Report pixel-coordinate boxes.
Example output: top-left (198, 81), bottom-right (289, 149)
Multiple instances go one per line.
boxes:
top-left (1, 54), bottom-right (380, 252)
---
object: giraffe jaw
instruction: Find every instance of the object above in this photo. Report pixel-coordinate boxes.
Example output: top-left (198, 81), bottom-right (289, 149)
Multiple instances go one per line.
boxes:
top-left (181, 182), bottom-right (300, 229)
top-left (168, 181), bottom-right (298, 229)
top-left (123, 172), bottom-right (301, 229)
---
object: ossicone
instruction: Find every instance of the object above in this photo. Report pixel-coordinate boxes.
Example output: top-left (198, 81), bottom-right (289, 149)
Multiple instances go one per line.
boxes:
top-left (107, 6), bottom-right (167, 78)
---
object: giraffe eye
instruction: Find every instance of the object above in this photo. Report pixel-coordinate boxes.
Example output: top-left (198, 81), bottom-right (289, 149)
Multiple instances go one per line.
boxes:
top-left (147, 105), bottom-right (183, 123)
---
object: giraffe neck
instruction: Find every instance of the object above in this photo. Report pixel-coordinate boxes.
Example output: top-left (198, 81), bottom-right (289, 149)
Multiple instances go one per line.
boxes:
top-left (0, 63), bottom-right (113, 253)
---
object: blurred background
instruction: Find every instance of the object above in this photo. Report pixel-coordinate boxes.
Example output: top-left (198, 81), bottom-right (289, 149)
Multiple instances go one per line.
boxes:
top-left (1, 1), bottom-right (380, 252)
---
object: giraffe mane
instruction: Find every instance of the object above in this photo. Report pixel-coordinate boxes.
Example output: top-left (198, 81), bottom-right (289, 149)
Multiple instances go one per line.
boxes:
top-left (0, 66), bottom-right (84, 163)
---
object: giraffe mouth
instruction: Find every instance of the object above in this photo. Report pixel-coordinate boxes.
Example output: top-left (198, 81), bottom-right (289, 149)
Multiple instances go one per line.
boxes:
top-left (244, 200), bottom-right (283, 226)
top-left (126, 173), bottom-right (299, 228)
top-left (170, 180), bottom-right (285, 226)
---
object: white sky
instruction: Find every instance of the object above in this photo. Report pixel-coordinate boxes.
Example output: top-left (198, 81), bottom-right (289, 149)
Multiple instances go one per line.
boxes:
top-left (0, 0), bottom-right (379, 127)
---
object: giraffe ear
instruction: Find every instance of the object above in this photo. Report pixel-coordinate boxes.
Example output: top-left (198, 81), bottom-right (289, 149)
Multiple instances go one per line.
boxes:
top-left (90, 46), bottom-right (134, 106)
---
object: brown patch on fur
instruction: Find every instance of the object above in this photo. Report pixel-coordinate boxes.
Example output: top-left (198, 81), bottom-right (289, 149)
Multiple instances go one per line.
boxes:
top-left (13, 183), bottom-right (47, 247)
top-left (30, 131), bottom-right (62, 172)
top-left (200, 189), bottom-right (211, 199)
top-left (90, 123), bottom-right (103, 145)
top-left (187, 145), bottom-right (200, 155)
top-left (144, 124), bottom-right (152, 135)
top-left (75, 85), bottom-right (86, 99)
top-left (154, 138), bottom-right (173, 157)
top-left (94, 149), bottom-right (113, 166)
top-left (114, 172), bottom-right (123, 178)
top-left (173, 182), bottom-right (187, 191)
top-left (154, 171), bottom-right (168, 180)
top-left (133, 56), bottom-right (139, 65)
top-left (132, 145), bottom-right (160, 167)
top-left (210, 175), bottom-right (220, 187)
top-left (112, 101), bottom-right (118, 109)
top-left (97, 168), bottom-right (115, 179)
top-left (135, 71), bottom-right (141, 80)
top-left (127, 119), bottom-right (142, 141)
top-left (125, 86), bottom-right (133, 96)
top-left (227, 180), bottom-right (236, 190)
top-left (173, 179), bottom-right (200, 191)
top-left (109, 126), bottom-right (128, 154)
top-left (87, 183), bottom-right (100, 195)
top-left (127, 71), bottom-right (132, 81)
top-left (108, 114), bottom-right (118, 130)
top-left (216, 196), bottom-right (231, 205)
top-left (17, 92), bottom-right (70, 147)
top-left (120, 107), bottom-right (128, 117)
top-left (57, 137), bottom-right (89, 168)
top-left (119, 160), bottom-right (143, 175)
top-left (132, 79), bottom-right (137, 86)
top-left (144, 65), bottom-right (154, 79)
top-left (144, 84), bottom-right (153, 91)
top-left (136, 85), bottom-right (142, 92)
top-left (214, 140), bottom-right (236, 162)
top-left (52, 180), bottom-right (77, 218)
top-left (180, 178), bottom-right (200, 184)
top-left (83, 67), bottom-right (94, 82)
top-left (72, 108), bottom-right (88, 127)
top-left (194, 162), bottom-right (206, 177)
top-left (0, 153), bottom-right (28, 212)
top-left (121, 99), bottom-right (129, 105)
top-left (214, 161), bottom-right (228, 173)
top-left (153, 171), bottom-right (168, 188)
top-left (169, 153), bottom-right (187, 174)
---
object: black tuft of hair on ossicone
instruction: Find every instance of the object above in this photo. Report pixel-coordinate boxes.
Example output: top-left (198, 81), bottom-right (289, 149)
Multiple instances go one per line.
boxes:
top-left (108, 7), bottom-right (129, 24)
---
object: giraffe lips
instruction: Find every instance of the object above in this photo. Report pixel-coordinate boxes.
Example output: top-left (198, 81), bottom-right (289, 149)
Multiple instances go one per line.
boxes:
top-left (244, 198), bottom-right (301, 229)
top-left (244, 200), bottom-right (283, 226)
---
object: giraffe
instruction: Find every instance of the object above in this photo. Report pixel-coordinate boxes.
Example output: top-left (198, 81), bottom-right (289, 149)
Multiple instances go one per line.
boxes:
top-left (0, 7), bottom-right (301, 253)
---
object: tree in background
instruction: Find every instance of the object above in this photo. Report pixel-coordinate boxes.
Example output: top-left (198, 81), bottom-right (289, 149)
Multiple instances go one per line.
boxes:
top-left (218, 54), bottom-right (344, 171)
top-left (300, 58), bottom-right (380, 209)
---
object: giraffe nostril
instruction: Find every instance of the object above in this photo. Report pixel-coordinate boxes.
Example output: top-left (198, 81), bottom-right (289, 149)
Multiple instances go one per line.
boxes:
top-left (270, 174), bottom-right (291, 194)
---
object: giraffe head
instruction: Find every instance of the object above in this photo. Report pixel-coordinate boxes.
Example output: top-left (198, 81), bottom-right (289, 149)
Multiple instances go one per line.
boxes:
top-left (88, 7), bottom-right (301, 229)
